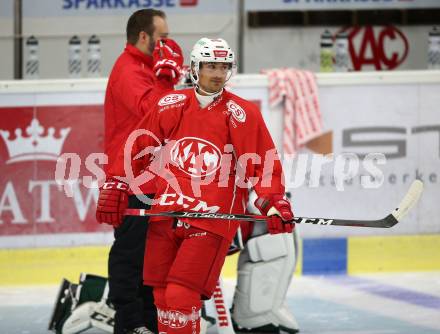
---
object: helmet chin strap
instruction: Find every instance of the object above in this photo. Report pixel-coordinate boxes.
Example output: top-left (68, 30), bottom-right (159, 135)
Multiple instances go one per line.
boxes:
top-left (196, 85), bottom-right (223, 96)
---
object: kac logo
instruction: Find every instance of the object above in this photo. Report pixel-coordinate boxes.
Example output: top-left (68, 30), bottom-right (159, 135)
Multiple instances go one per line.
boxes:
top-left (227, 100), bottom-right (246, 123)
top-left (170, 137), bottom-right (222, 177)
top-left (167, 310), bottom-right (188, 329)
top-left (158, 93), bottom-right (186, 106)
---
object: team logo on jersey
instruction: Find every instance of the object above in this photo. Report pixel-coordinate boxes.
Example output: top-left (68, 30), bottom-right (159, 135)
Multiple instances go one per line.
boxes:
top-left (158, 94), bottom-right (186, 106)
top-left (170, 137), bottom-right (222, 177)
top-left (227, 100), bottom-right (246, 123)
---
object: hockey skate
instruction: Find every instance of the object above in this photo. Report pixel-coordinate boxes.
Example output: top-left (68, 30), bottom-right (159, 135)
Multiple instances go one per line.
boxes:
top-left (125, 326), bottom-right (155, 334)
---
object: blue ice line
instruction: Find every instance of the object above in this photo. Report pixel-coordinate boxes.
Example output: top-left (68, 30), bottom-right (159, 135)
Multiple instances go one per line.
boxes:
top-left (326, 275), bottom-right (440, 310)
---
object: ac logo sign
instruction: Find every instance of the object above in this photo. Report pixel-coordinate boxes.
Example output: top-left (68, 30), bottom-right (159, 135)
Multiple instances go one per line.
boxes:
top-left (345, 26), bottom-right (409, 70)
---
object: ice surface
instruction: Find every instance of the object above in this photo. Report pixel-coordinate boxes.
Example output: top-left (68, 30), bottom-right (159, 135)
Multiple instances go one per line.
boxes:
top-left (1, 272), bottom-right (440, 334)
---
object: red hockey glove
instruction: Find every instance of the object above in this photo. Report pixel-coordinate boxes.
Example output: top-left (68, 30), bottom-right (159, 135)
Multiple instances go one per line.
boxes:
top-left (254, 194), bottom-right (294, 234)
top-left (96, 178), bottom-right (129, 228)
top-left (152, 38), bottom-right (183, 85)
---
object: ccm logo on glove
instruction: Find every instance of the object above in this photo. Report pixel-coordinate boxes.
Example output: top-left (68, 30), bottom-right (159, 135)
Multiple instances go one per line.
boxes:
top-left (96, 179), bottom-right (129, 228)
top-left (102, 181), bottom-right (129, 190)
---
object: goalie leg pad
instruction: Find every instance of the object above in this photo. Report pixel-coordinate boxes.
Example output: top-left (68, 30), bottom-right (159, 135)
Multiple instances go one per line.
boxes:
top-left (90, 301), bottom-right (115, 333)
top-left (232, 232), bottom-right (299, 332)
top-left (60, 302), bottom-right (94, 334)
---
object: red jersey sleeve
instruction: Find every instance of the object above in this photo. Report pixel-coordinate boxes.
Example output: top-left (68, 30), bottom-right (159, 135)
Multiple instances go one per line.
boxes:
top-left (108, 93), bottom-right (182, 180)
top-left (114, 64), bottom-right (174, 118)
top-left (229, 98), bottom-right (285, 197)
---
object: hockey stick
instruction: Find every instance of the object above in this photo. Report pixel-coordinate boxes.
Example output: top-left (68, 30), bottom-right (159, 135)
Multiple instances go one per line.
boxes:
top-left (125, 180), bottom-right (423, 228)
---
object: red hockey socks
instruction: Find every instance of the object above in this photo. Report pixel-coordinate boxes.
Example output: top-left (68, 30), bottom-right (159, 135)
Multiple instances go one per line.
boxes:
top-left (154, 283), bottom-right (202, 334)
top-left (166, 283), bottom-right (202, 334)
top-left (153, 287), bottom-right (168, 334)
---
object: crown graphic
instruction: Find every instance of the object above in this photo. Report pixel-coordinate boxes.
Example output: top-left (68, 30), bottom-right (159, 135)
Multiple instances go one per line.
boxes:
top-left (0, 117), bottom-right (71, 164)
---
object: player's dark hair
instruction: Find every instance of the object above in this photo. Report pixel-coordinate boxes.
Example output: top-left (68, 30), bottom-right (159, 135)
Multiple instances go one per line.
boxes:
top-left (126, 9), bottom-right (166, 45)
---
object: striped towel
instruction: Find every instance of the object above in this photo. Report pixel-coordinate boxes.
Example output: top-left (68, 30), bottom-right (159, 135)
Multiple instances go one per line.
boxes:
top-left (264, 68), bottom-right (323, 156)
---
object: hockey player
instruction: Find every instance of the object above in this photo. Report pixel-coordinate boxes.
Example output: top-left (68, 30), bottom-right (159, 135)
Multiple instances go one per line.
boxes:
top-left (97, 37), bottom-right (295, 334)
top-left (50, 38), bottom-right (299, 333)
top-left (96, 9), bottom-right (183, 334)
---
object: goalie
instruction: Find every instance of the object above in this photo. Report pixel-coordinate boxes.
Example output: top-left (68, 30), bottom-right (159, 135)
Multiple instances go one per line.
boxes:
top-left (230, 190), bottom-right (299, 334)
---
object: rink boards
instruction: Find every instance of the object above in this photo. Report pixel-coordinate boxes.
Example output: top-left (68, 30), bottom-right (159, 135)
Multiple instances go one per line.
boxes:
top-left (1, 72), bottom-right (440, 285)
top-left (1, 234), bottom-right (439, 285)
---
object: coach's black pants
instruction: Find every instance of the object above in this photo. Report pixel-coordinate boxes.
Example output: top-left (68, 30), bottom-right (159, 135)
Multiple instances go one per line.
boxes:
top-left (108, 195), bottom-right (157, 334)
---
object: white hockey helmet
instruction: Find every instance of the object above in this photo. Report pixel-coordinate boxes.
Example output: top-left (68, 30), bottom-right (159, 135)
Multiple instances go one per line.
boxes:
top-left (190, 37), bottom-right (236, 88)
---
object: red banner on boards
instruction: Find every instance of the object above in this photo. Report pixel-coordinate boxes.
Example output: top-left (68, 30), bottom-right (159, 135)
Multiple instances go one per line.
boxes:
top-left (0, 105), bottom-right (111, 235)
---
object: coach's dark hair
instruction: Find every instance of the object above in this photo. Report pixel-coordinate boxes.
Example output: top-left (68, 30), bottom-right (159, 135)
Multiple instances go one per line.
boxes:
top-left (126, 9), bottom-right (166, 44)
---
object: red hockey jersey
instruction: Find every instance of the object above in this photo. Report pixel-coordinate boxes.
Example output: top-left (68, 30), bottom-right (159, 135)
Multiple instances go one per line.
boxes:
top-left (110, 88), bottom-right (285, 241)
top-left (104, 43), bottom-right (173, 194)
